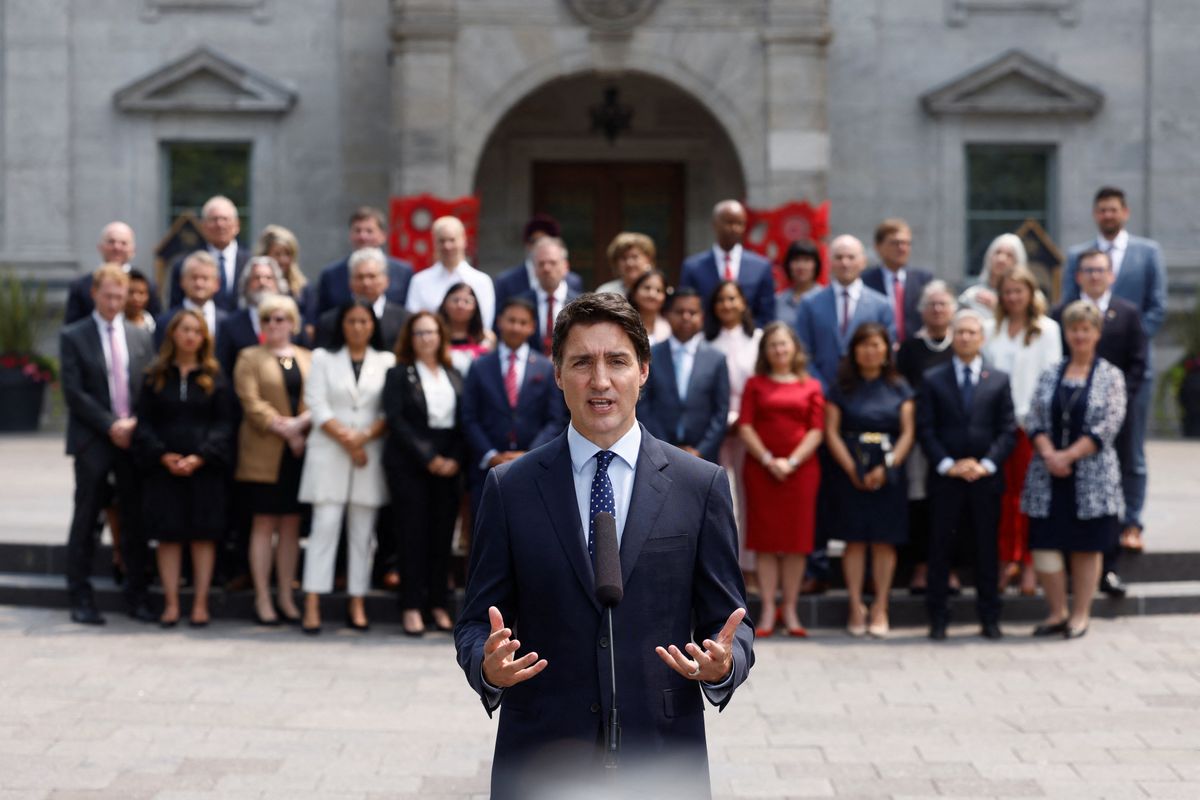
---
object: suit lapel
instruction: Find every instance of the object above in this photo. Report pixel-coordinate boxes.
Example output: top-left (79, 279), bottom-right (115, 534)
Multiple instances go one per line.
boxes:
top-left (619, 429), bottom-right (672, 586)
top-left (535, 436), bottom-right (598, 610)
top-left (336, 349), bottom-right (361, 402)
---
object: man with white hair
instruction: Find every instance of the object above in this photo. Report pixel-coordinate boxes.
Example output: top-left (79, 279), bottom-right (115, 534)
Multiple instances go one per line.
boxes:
top-left (316, 247), bottom-right (410, 350)
top-left (215, 255), bottom-right (289, 376)
top-left (679, 199), bottom-right (776, 327)
top-left (514, 237), bottom-right (580, 354)
top-left (406, 216), bottom-right (496, 329)
top-left (167, 195), bottom-right (248, 311)
top-left (157, 251), bottom-right (228, 347)
top-left (64, 222), bottom-right (162, 324)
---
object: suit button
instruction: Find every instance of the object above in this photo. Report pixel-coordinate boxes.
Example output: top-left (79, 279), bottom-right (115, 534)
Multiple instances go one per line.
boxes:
top-left (599, 636), bottom-right (609, 648)
top-left (590, 703), bottom-right (600, 714)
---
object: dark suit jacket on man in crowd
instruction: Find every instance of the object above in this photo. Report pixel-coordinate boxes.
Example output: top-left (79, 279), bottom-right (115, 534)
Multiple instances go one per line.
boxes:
top-left (60, 316), bottom-right (156, 609)
top-left (679, 248), bottom-right (776, 328)
top-left (313, 256), bottom-right (414, 320)
top-left (454, 426), bottom-right (754, 797)
top-left (314, 302), bottom-right (409, 354)
top-left (493, 262), bottom-right (584, 304)
top-left (167, 246), bottom-right (249, 312)
top-left (862, 265), bottom-right (934, 342)
top-left (64, 271), bottom-right (161, 325)
top-left (793, 283), bottom-right (896, 390)
top-left (917, 361), bottom-right (1016, 629)
top-left (637, 339), bottom-right (730, 464)
top-left (514, 287), bottom-right (582, 354)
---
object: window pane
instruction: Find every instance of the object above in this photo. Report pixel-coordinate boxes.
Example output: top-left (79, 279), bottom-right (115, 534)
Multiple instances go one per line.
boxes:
top-left (164, 142), bottom-right (251, 231)
top-left (965, 145), bottom-right (1054, 275)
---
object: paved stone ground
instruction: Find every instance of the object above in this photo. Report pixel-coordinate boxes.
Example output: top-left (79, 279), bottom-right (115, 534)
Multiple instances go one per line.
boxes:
top-left (2, 606), bottom-right (1199, 799)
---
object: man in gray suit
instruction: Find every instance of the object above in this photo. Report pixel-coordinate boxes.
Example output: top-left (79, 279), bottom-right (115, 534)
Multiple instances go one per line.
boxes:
top-left (1060, 186), bottom-right (1166, 553)
top-left (637, 286), bottom-right (730, 463)
top-left (60, 265), bottom-right (157, 624)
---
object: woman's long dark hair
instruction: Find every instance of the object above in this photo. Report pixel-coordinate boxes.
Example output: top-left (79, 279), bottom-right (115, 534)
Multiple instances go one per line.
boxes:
top-left (147, 309), bottom-right (221, 394)
top-left (704, 279), bottom-right (755, 341)
top-left (626, 268), bottom-right (668, 313)
top-left (438, 282), bottom-right (484, 343)
top-left (395, 310), bottom-right (453, 369)
top-left (835, 322), bottom-right (899, 395)
top-left (329, 299), bottom-right (384, 352)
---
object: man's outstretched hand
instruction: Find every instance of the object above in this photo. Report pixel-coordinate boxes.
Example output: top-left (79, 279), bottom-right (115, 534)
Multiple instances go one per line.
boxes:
top-left (482, 606), bottom-right (548, 688)
top-left (655, 608), bottom-right (746, 683)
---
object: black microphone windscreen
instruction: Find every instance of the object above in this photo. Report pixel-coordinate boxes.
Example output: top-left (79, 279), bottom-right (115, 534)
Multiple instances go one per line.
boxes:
top-left (593, 511), bottom-right (623, 607)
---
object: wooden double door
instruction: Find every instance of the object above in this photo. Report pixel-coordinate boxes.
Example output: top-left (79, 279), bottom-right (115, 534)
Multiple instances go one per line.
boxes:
top-left (532, 162), bottom-right (685, 290)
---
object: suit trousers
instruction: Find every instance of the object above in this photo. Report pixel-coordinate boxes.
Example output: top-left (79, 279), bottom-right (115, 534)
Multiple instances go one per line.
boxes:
top-left (67, 445), bottom-right (149, 606)
top-left (303, 502), bottom-right (377, 596)
top-left (389, 447), bottom-right (462, 611)
top-left (1120, 380), bottom-right (1150, 529)
top-left (926, 474), bottom-right (1003, 626)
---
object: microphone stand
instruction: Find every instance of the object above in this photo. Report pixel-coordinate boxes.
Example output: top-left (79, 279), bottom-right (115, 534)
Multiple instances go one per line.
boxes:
top-left (604, 605), bottom-right (620, 769)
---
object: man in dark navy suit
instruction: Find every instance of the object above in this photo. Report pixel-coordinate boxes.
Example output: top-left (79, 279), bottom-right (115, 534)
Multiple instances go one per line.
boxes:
top-left (314, 248), bottom-right (410, 352)
top-left (679, 200), bottom-right (775, 327)
top-left (918, 309), bottom-right (1016, 641)
top-left (637, 286), bottom-right (729, 463)
top-left (64, 222), bottom-right (161, 324)
top-left (157, 251), bottom-right (228, 349)
top-left (455, 293), bottom-right (753, 798)
top-left (314, 206), bottom-right (413, 319)
top-left (862, 218), bottom-right (934, 343)
top-left (166, 196), bottom-right (248, 312)
top-left (514, 237), bottom-right (581, 354)
top-left (461, 297), bottom-right (568, 512)
top-left (1052, 247), bottom-right (1147, 597)
top-left (493, 214), bottom-right (584, 303)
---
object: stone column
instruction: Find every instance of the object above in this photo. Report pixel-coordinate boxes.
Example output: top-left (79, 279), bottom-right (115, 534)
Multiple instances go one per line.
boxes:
top-left (390, 0), bottom-right (457, 197)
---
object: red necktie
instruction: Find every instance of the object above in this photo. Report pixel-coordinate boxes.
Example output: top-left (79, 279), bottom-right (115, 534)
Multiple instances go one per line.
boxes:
top-left (544, 294), bottom-right (555, 352)
top-left (840, 289), bottom-right (850, 337)
top-left (504, 350), bottom-right (519, 408)
top-left (723, 251), bottom-right (733, 282)
top-left (893, 276), bottom-right (906, 343)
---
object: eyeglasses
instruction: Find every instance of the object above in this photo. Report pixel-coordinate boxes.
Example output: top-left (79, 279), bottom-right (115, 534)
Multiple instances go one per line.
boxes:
top-left (1078, 267), bottom-right (1108, 276)
top-left (411, 330), bottom-right (440, 338)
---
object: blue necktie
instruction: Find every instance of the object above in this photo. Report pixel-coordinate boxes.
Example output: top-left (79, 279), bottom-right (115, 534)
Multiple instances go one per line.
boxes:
top-left (960, 364), bottom-right (975, 408)
top-left (588, 450), bottom-right (617, 562)
top-left (217, 252), bottom-right (228, 298)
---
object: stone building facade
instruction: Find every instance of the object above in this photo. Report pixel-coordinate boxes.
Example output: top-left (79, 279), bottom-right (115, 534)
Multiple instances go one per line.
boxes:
top-left (0, 0), bottom-right (1196, 294)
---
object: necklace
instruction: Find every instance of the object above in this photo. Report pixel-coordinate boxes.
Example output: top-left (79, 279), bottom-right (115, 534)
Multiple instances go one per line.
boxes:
top-left (278, 355), bottom-right (294, 370)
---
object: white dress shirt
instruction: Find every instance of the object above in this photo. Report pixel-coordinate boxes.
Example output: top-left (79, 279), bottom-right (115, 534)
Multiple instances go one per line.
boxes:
top-left (567, 422), bottom-right (640, 547)
top-left (91, 311), bottom-right (130, 417)
top-left (415, 361), bottom-right (456, 429)
top-left (834, 278), bottom-right (864, 331)
top-left (935, 356), bottom-right (997, 476)
top-left (1098, 229), bottom-right (1129, 279)
top-left (370, 295), bottom-right (388, 320)
top-left (406, 261), bottom-right (497, 329)
top-left (712, 243), bottom-right (743, 281)
top-left (183, 298), bottom-right (218, 336)
top-left (535, 282), bottom-right (568, 338)
top-left (669, 334), bottom-right (701, 400)
top-left (1083, 290), bottom-right (1112, 314)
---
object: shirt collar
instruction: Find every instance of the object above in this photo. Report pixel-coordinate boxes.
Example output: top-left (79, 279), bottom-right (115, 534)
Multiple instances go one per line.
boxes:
top-left (1099, 229), bottom-right (1129, 252)
top-left (669, 334), bottom-right (701, 356)
top-left (536, 282), bottom-right (568, 303)
top-left (498, 341), bottom-right (529, 363)
top-left (371, 295), bottom-right (387, 318)
top-left (434, 260), bottom-right (470, 275)
top-left (834, 278), bottom-right (863, 299)
top-left (1084, 290), bottom-right (1112, 313)
top-left (567, 421), bottom-right (641, 476)
top-left (208, 241), bottom-right (238, 261)
top-left (952, 355), bottom-right (981, 376)
top-left (92, 310), bottom-right (124, 330)
top-left (712, 243), bottom-right (742, 263)
top-left (184, 298), bottom-right (215, 315)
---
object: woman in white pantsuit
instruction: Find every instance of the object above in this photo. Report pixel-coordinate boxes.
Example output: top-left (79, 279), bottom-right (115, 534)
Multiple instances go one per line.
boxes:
top-left (298, 300), bottom-right (395, 633)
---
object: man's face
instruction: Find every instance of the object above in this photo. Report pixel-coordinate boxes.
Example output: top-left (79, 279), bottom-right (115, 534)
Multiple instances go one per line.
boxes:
top-left (246, 263), bottom-right (278, 299)
top-left (202, 202), bottom-right (239, 249)
top-left (434, 225), bottom-right (466, 266)
top-left (1093, 197), bottom-right (1129, 239)
top-left (498, 306), bottom-right (536, 350)
top-left (1076, 254), bottom-right (1114, 300)
top-left (533, 243), bottom-right (569, 293)
top-left (91, 278), bottom-right (127, 322)
top-left (350, 260), bottom-right (388, 303)
top-left (350, 218), bottom-right (386, 250)
top-left (952, 318), bottom-right (984, 362)
top-left (97, 225), bottom-right (135, 265)
top-left (554, 321), bottom-right (649, 449)
top-left (829, 239), bottom-right (866, 286)
top-left (712, 205), bottom-right (747, 251)
top-left (183, 263), bottom-right (218, 304)
top-left (877, 227), bottom-right (912, 271)
top-left (666, 296), bottom-right (703, 343)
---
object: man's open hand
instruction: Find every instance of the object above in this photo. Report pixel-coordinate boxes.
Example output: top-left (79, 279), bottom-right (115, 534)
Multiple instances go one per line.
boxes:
top-left (482, 606), bottom-right (548, 688)
top-left (655, 608), bottom-right (745, 683)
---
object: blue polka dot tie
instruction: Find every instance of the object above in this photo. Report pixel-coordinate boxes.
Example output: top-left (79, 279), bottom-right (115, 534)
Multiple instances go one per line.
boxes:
top-left (588, 450), bottom-right (617, 562)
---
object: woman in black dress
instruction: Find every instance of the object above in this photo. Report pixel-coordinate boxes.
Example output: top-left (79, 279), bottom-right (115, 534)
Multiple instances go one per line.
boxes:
top-left (135, 309), bottom-right (235, 627)
top-left (825, 323), bottom-right (915, 638)
top-left (233, 295), bottom-right (313, 625)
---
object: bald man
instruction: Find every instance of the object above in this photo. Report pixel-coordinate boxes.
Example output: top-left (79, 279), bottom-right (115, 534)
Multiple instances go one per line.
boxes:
top-left (64, 222), bottom-right (162, 324)
top-left (679, 200), bottom-right (776, 327)
top-left (167, 195), bottom-right (249, 311)
top-left (405, 215), bottom-right (496, 329)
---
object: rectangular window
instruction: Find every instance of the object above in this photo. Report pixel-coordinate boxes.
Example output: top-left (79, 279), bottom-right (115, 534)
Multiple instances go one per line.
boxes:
top-left (964, 144), bottom-right (1055, 275)
top-left (163, 141), bottom-right (251, 232)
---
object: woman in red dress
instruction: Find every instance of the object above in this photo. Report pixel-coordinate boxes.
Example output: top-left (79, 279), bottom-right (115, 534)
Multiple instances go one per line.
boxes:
top-left (738, 322), bottom-right (825, 638)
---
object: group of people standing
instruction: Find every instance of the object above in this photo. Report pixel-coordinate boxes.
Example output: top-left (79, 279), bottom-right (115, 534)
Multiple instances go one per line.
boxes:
top-left (59, 186), bottom-right (1163, 642)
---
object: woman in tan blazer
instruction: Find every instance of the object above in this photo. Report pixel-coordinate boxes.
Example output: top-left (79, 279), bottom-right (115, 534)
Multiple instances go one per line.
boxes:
top-left (233, 295), bottom-right (313, 625)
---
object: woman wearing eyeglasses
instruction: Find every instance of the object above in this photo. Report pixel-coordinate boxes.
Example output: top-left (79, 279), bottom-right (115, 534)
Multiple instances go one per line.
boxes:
top-left (232, 294), bottom-right (313, 625)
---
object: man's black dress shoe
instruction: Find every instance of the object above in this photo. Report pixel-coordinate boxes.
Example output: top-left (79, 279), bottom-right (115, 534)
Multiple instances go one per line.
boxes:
top-left (127, 602), bottom-right (158, 624)
top-left (70, 605), bottom-right (106, 626)
top-left (928, 623), bottom-right (948, 641)
top-left (1032, 620), bottom-right (1068, 637)
top-left (981, 622), bottom-right (1004, 640)
top-left (1099, 571), bottom-right (1128, 598)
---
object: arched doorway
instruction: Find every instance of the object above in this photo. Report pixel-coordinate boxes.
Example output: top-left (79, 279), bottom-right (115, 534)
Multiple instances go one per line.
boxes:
top-left (472, 71), bottom-right (746, 287)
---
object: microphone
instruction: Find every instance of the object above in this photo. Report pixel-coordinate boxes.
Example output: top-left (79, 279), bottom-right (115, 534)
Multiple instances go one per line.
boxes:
top-left (593, 511), bottom-right (623, 607)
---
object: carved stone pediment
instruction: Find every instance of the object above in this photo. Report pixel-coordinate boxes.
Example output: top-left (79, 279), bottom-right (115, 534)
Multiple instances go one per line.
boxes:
top-left (922, 49), bottom-right (1102, 116)
top-left (113, 46), bottom-right (296, 114)
top-left (566, 0), bottom-right (660, 34)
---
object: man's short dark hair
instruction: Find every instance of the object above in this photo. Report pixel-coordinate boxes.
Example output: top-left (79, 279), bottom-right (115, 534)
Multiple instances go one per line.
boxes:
top-left (348, 206), bottom-right (388, 231)
top-left (664, 285), bottom-right (702, 313)
top-left (874, 218), bottom-right (910, 246)
top-left (499, 296), bottom-right (537, 320)
top-left (523, 213), bottom-right (560, 243)
top-left (1077, 247), bottom-right (1112, 270)
top-left (551, 292), bottom-right (651, 368)
top-left (1093, 186), bottom-right (1127, 208)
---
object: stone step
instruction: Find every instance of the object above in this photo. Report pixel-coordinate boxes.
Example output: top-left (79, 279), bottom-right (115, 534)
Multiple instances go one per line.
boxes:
top-left (4, 571), bottom-right (1198, 630)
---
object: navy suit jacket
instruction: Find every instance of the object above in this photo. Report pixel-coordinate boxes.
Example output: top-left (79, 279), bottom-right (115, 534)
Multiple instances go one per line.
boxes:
top-left (314, 301), bottom-right (409, 353)
top-left (679, 248), bottom-right (776, 327)
top-left (1062, 235), bottom-right (1166, 370)
top-left (793, 283), bottom-right (896, 390)
top-left (514, 287), bottom-right (582, 353)
top-left (1050, 297), bottom-right (1146, 402)
top-left (494, 262), bottom-right (584, 304)
top-left (862, 265), bottom-right (934, 341)
top-left (314, 256), bottom-right (414, 319)
top-left (64, 271), bottom-right (161, 325)
top-left (917, 361), bottom-right (1016, 482)
top-left (167, 246), bottom-right (249, 312)
top-left (454, 426), bottom-right (754, 796)
top-left (637, 340), bottom-right (730, 463)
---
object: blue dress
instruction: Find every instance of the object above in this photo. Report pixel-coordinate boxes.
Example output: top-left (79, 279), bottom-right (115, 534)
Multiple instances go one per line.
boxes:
top-left (828, 377), bottom-right (914, 544)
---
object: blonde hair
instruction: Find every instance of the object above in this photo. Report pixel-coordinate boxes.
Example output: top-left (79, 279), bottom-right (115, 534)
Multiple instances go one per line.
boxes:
top-left (91, 263), bottom-right (130, 290)
top-left (257, 293), bottom-right (301, 330)
top-left (994, 265), bottom-right (1047, 346)
top-left (1061, 299), bottom-right (1103, 332)
top-left (255, 224), bottom-right (307, 293)
top-left (606, 232), bottom-right (657, 267)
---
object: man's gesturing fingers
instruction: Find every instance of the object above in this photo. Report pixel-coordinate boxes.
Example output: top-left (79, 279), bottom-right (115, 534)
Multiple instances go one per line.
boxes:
top-left (716, 608), bottom-right (747, 646)
top-left (482, 606), bottom-right (548, 688)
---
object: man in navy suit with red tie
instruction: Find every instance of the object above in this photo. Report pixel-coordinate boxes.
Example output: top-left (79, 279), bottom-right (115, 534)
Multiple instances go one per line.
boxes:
top-left (861, 218), bottom-right (934, 343)
top-left (455, 293), bottom-right (753, 798)
top-left (679, 200), bottom-right (776, 327)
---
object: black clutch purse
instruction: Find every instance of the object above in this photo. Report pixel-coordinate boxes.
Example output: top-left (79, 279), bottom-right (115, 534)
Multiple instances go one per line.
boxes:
top-left (851, 432), bottom-right (892, 479)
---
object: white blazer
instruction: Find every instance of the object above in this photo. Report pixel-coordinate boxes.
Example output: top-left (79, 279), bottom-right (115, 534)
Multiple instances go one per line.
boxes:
top-left (298, 347), bottom-right (396, 507)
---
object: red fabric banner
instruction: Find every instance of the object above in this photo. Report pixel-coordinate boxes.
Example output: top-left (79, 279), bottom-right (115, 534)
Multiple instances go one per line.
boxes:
top-left (744, 200), bottom-right (831, 288)
top-left (388, 194), bottom-right (480, 271)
